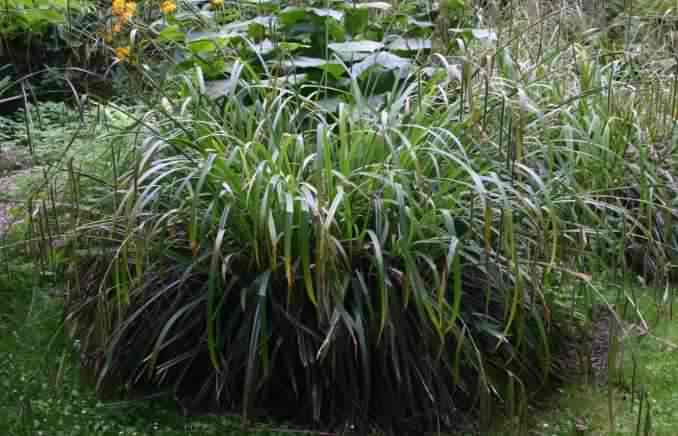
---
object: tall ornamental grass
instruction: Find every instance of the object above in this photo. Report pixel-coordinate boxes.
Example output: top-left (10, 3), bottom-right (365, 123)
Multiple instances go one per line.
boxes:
top-left (61, 69), bottom-right (573, 433)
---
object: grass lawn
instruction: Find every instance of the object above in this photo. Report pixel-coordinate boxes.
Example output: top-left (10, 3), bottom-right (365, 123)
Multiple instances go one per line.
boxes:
top-left (515, 287), bottom-right (678, 436)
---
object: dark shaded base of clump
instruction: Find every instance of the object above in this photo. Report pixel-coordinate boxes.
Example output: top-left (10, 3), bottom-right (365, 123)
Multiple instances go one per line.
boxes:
top-left (65, 253), bottom-right (566, 435)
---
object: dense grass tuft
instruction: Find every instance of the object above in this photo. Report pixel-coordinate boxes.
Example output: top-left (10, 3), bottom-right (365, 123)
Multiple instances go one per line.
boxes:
top-left (59, 75), bottom-right (577, 433)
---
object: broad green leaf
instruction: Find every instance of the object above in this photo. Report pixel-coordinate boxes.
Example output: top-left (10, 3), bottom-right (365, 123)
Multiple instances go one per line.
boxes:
top-left (281, 56), bottom-right (343, 76)
top-left (278, 42), bottom-right (310, 52)
top-left (187, 30), bottom-right (234, 43)
top-left (308, 7), bottom-right (344, 21)
top-left (330, 51), bottom-right (373, 62)
top-left (227, 15), bottom-right (276, 31)
top-left (279, 6), bottom-right (343, 26)
top-left (407, 17), bottom-right (434, 28)
top-left (188, 39), bottom-right (222, 54)
top-left (350, 52), bottom-right (412, 78)
top-left (259, 73), bottom-right (308, 87)
top-left (355, 2), bottom-right (391, 10)
top-left (23, 8), bottom-right (65, 25)
top-left (278, 7), bottom-right (309, 26)
top-left (445, 0), bottom-right (465, 12)
top-left (158, 24), bottom-right (185, 43)
top-left (317, 62), bottom-right (347, 79)
top-left (251, 39), bottom-right (275, 55)
top-left (188, 16), bottom-right (276, 41)
top-left (247, 22), bottom-right (267, 41)
top-left (328, 40), bottom-right (383, 53)
top-left (345, 7), bottom-right (368, 35)
top-left (175, 11), bottom-right (214, 21)
top-left (281, 56), bottom-right (327, 69)
top-left (387, 37), bottom-right (432, 51)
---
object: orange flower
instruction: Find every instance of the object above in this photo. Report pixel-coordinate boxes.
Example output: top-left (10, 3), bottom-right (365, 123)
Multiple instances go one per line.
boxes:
top-left (160, 0), bottom-right (176, 14)
top-left (112, 0), bottom-right (125, 15)
top-left (117, 2), bottom-right (135, 23)
top-left (115, 46), bottom-right (130, 62)
top-left (112, 0), bottom-right (135, 29)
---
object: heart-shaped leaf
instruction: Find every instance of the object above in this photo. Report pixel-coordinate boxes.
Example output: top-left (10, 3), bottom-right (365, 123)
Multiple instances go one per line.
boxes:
top-left (355, 2), bottom-right (392, 10)
top-left (328, 40), bottom-right (384, 53)
top-left (158, 24), bottom-right (185, 43)
top-left (281, 56), bottom-right (329, 69)
top-left (280, 57), bottom-right (345, 79)
top-left (387, 37), bottom-right (431, 51)
top-left (351, 52), bottom-right (412, 78)
top-left (407, 17), bottom-right (434, 28)
top-left (279, 6), bottom-right (343, 26)
top-left (345, 7), bottom-right (368, 36)
top-left (251, 39), bottom-right (275, 55)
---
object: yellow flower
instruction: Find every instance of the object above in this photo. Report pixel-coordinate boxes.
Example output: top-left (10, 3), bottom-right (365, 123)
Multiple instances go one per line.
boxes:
top-left (117, 2), bottom-right (135, 22)
top-left (115, 46), bottom-right (130, 62)
top-left (112, 0), bottom-right (125, 15)
top-left (160, 0), bottom-right (176, 14)
top-left (210, 0), bottom-right (224, 7)
top-left (125, 1), bottom-right (137, 14)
